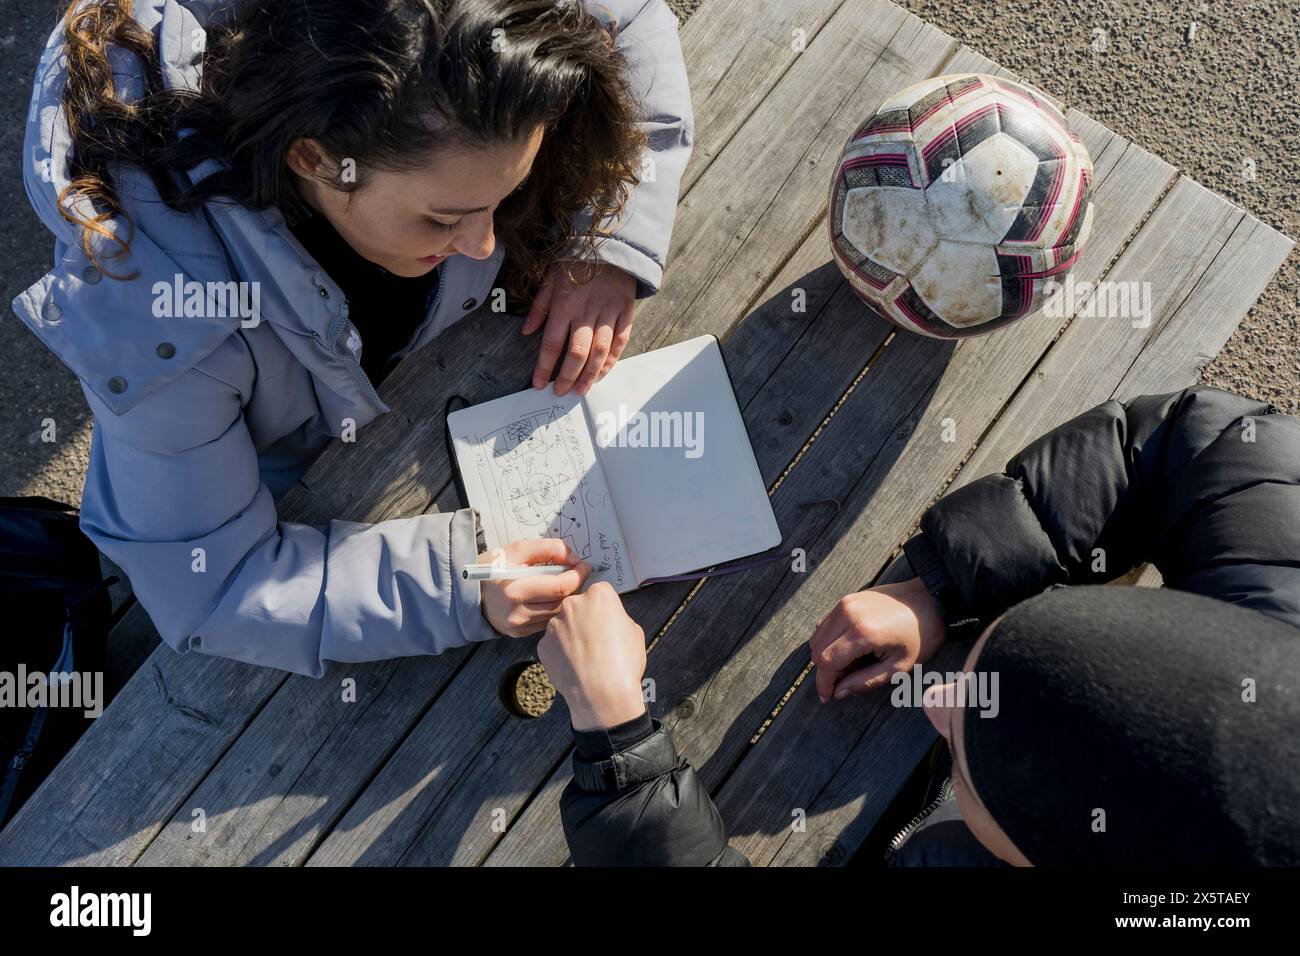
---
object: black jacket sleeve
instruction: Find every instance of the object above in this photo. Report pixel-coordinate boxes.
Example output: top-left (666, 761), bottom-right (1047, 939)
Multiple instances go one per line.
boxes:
top-left (903, 386), bottom-right (1300, 630)
top-left (561, 716), bottom-right (750, 867)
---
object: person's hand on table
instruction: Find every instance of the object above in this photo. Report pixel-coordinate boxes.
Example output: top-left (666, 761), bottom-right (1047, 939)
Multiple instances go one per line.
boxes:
top-left (537, 582), bottom-right (647, 731)
top-left (479, 539), bottom-right (592, 638)
top-left (521, 259), bottom-right (637, 397)
top-left (809, 576), bottom-right (946, 704)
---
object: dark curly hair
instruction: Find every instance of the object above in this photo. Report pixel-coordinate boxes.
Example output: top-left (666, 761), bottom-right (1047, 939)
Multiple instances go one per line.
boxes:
top-left (57, 0), bottom-right (648, 300)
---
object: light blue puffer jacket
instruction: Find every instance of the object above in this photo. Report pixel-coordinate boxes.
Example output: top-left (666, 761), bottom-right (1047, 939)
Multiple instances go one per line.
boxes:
top-left (12, 0), bottom-right (693, 676)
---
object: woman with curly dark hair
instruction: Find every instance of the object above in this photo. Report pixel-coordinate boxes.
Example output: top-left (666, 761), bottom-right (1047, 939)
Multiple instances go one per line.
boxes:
top-left (13, 0), bottom-right (693, 675)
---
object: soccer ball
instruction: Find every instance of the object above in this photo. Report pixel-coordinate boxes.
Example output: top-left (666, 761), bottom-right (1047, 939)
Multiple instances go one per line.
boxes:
top-left (828, 74), bottom-right (1094, 338)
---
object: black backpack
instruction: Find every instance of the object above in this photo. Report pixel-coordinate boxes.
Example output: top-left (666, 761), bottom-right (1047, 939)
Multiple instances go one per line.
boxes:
top-left (0, 497), bottom-right (115, 827)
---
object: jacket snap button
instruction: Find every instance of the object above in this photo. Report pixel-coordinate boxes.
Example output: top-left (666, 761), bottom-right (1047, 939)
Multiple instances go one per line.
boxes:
top-left (42, 301), bottom-right (62, 323)
top-left (156, 342), bottom-right (176, 359)
top-left (81, 265), bottom-right (102, 285)
top-left (462, 297), bottom-right (476, 310)
top-left (107, 376), bottom-right (127, 394)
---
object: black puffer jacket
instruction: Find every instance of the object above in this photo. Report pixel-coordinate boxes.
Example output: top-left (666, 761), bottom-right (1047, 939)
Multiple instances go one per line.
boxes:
top-left (904, 386), bottom-right (1300, 630)
top-left (562, 716), bottom-right (748, 866)
top-left (560, 386), bottom-right (1300, 866)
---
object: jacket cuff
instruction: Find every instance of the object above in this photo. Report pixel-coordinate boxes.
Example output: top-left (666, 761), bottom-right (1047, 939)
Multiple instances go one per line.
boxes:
top-left (903, 532), bottom-right (981, 634)
top-left (571, 718), bottom-right (680, 792)
top-left (449, 507), bottom-right (501, 645)
top-left (572, 710), bottom-right (655, 761)
top-left (559, 232), bottom-right (662, 300)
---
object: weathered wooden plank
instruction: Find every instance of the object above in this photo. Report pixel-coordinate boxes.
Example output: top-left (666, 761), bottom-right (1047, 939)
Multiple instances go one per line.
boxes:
top-left (676, 0), bottom-right (844, 193)
top-left (311, 5), bottom-right (966, 868)
top-left (306, 633), bottom-right (567, 866)
top-left (133, 486), bottom-right (479, 866)
top-left (480, 121), bottom-right (1173, 866)
top-left (939, 45), bottom-right (1000, 77)
top-left (1111, 211), bottom-right (1292, 399)
top-left (726, 174), bottom-right (1285, 867)
top-left (0, 643), bottom-right (284, 865)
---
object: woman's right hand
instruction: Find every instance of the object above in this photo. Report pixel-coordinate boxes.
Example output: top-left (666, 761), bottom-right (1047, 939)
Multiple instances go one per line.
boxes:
top-left (479, 539), bottom-right (592, 637)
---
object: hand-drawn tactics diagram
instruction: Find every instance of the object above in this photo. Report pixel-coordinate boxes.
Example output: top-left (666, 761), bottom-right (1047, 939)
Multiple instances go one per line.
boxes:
top-left (469, 405), bottom-right (609, 565)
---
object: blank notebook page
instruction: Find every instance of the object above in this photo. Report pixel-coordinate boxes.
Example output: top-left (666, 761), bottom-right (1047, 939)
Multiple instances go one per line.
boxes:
top-left (585, 335), bottom-right (780, 581)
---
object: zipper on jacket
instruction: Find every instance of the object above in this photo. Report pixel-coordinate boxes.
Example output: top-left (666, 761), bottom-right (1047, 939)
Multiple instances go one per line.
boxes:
top-left (882, 777), bottom-right (954, 864)
top-left (326, 296), bottom-right (390, 414)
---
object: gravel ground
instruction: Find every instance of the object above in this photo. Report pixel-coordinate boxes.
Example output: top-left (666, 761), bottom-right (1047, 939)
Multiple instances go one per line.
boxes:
top-left (0, 0), bottom-right (1293, 504)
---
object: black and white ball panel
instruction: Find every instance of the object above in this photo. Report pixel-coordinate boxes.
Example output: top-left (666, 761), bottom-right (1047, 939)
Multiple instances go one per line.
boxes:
top-left (830, 74), bottom-right (1095, 338)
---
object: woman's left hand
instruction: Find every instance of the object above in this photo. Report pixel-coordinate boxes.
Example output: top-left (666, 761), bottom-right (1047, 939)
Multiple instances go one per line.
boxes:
top-left (522, 259), bottom-right (636, 396)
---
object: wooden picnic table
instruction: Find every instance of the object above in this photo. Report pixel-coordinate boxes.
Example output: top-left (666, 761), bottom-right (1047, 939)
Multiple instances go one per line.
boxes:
top-left (0, 0), bottom-right (1291, 867)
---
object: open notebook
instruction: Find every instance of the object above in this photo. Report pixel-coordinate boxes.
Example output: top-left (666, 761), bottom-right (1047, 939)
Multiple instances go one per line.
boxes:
top-left (448, 335), bottom-right (781, 593)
